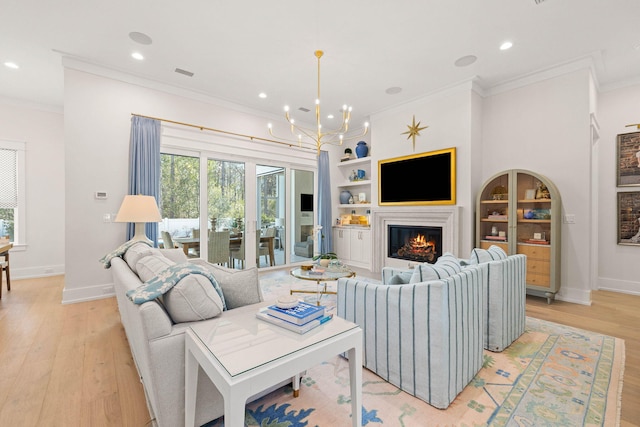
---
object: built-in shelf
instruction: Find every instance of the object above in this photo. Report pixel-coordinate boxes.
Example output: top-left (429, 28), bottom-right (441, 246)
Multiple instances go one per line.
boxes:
top-left (337, 157), bottom-right (370, 168)
top-left (338, 179), bottom-right (372, 187)
top-left (338, 203), bottom-right (371, 209)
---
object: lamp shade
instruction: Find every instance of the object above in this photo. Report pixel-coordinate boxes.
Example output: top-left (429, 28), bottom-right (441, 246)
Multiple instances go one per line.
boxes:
top-left (115, 195), bottom-right (162, 242)
top-left (115, 195), bottom-right (162, 223)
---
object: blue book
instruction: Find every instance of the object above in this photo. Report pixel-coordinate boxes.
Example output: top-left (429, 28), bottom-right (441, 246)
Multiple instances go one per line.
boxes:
top-left (256, 311), bottom-right (333, 334)
top-left (265, 301), bottom-right (325, 325)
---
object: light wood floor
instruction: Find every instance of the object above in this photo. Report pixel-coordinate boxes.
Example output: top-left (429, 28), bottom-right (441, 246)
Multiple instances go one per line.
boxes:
top-left (0, 275), bottom-right (638, 426)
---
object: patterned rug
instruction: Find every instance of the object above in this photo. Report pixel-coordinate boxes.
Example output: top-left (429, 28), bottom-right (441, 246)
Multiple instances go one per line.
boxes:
top-left (205, 275), bottom-right (625, 427)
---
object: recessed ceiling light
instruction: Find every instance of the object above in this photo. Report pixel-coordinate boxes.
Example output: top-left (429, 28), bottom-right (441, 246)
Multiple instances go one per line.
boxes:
top-left (258, 92), bottom-right (267, 99)
top-left (131, 52), bottom-right (144, 60)
top-left (327, 114), bottom-right (334, 119)
top-left (385, 87), bottom-right (402, 95)
top-left (500, 41), bottom-right (513, 51)
top-left (454, 55), bottom-right (477, 67)
top-left (129, 31), bottom-right (153, 45)
top-left (4, 62), bottom-right (19, 69)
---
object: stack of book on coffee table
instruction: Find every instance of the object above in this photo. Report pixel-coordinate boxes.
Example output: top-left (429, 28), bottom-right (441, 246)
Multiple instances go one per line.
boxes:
top-left (256, 300), bottom-right (332, 334)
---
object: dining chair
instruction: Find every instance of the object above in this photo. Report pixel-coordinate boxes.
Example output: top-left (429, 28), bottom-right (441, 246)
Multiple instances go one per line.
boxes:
top-left (229, 236), bottom-right (245, 269)
top-left (0, 251), bottom-right (10, 299)
top-left (161, 231), bottom-right (176, 249)
top-left (258, 227), bottom-right (276, 266)
top-left (208, 230), bottom-right (230, 266)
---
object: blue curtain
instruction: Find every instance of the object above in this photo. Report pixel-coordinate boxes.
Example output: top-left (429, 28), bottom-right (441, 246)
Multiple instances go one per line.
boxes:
top-left (317, 151), bottom-right (333, 254)
top-left (127, 116), bottom-right (161, 246)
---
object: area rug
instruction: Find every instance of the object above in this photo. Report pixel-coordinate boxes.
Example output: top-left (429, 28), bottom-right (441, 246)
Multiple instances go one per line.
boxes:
top-left (206, 276), bottom-right (625, 427)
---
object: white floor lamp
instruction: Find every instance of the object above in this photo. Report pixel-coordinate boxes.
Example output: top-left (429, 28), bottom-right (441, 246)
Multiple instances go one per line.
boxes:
top-left (115, 194), bottom-right (162, 243)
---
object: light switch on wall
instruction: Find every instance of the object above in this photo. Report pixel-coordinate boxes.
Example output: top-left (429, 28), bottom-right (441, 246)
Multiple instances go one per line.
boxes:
top-left (563, 214), bottom-right (575, 224)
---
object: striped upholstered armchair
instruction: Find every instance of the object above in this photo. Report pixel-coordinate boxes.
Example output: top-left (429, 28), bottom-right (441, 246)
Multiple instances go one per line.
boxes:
top-left (337, 262), bottom-right (488, 409)
top-left (371, 245), bottom-right (527, 354)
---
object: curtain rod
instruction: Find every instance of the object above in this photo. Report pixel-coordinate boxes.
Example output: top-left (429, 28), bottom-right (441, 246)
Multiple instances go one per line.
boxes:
top-left (131, 113), bottom-right (316, 153)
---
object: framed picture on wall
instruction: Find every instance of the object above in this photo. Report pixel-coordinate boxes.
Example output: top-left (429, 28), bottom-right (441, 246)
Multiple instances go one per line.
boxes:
top-left (617, 131), bottom-right (640, 186)
top-left (618, 191), bottom-right (640, 245)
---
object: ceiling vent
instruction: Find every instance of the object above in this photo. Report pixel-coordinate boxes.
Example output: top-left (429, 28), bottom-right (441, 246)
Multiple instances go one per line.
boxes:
top-left (298, 107), bottom-right (310, 113)
top-left (175, 68), bottom-right (194, 77)
top-left (534, 0), bottom-right (546, 4)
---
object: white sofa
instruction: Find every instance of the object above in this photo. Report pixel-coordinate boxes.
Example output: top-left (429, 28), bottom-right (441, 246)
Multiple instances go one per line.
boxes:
top-left (108, 243), bottom-right (283, 427)
top-left (337, 255), bottom-right (488, 409)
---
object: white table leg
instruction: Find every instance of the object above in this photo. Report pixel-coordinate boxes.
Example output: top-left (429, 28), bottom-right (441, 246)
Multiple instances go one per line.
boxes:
top-left (185, 347), bottom-right (198, 427)
top-left (348, 345), bottom-right (363, 427)
top-left (224, 388), bottom-right (248, 427)
top-left (293, 373), bottom-right (301, 397)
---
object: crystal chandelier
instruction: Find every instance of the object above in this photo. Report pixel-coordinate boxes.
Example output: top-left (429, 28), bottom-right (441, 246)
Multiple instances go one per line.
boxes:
top-left (268, 50), bottom-right (369, 155)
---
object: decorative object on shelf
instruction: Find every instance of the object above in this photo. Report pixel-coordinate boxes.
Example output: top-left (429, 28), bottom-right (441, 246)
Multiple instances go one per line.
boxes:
top-left (524, 189), bottom-right (536, 200)
top-left (523, 209), bottom-right (534, 219)
top-left (342, 148), bottom-right (353, 162)
top-left (535, 181), bottom-right (551, 199)
top-left (339, 190), bottom-right (352, 204)
top-left (349, 170), bottom-right (357, 181)
top-left (357, 169), bottom-right (365, 179)
top-left (491, 185), bottom-right (508, 200)
top-left (401, 115), bottom-right (429, 151)
top-left (355, 141), bottom-right (368, 158)
top-left (267, 50), bottom-right (369, 156)
top-left (358, 192), bottom-right (366, 202)
top-left (348, 196), bottom-right (354, 204)
top-left (491, 226), bottom-right (498, 236)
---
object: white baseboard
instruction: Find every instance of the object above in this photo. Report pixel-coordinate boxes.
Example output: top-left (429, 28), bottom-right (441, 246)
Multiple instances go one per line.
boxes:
top-left (597, 277), bottom-right (640, 296)
top-left (62, 282), bottom-right (115, 304)
top-left (556, 286), bottom-right (592, 306)
top-left (10, 264), bottom-right (65, 280)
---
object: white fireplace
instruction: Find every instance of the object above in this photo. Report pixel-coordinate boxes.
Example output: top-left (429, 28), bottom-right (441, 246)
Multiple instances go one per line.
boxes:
top-left (371, 207), bottom-right (460, 272)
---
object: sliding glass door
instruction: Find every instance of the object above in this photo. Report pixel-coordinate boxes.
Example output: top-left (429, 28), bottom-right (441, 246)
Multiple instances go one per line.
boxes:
top-left (256, 165), bottom-right (285, 268)
top-left (207, 158), bottom-right (245, 268)
top-left (160, 147), bottom-right (315, 270)
top-left (291, 170), bottom-right (315, 263)
top-left (159, 153), bottom-right (200, 257)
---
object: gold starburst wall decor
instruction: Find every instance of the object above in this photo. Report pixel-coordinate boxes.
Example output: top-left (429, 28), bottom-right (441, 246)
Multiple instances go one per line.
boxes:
top-left (402, 115), bottom-right (428, 151)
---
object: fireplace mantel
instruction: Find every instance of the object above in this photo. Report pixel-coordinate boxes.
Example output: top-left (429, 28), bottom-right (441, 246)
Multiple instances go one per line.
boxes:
top-left (371, 207), bottom-right (460, 272)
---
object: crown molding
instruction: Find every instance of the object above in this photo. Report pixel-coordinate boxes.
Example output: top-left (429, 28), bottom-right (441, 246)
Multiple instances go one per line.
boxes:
top-left (59, 53), bottom-right (285, 123)
top-left (486, 54), bottom-right (599, 97)
top-left (0, 95), bottom-right (63, 114)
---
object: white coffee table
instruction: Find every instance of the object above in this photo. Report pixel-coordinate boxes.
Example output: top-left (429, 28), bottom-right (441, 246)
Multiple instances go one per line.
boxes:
top-left (185, 301), bottom-right (363, 427)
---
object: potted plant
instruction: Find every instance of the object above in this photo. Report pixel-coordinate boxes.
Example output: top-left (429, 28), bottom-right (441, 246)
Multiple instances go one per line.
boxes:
top-left (312, 252), bottom-right (338, 267)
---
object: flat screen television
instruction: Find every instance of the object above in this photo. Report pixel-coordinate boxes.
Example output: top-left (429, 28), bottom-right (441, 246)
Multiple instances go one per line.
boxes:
top-left (378, 147), bottom-right (456, 205)
top-left (300, 193), bottom-right (313, 211)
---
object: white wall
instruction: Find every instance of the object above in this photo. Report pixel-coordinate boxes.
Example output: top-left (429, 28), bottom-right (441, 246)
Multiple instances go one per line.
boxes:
top-left (597, 83), bottom-right (640, 295)
top-left (62, 64), bottom-right (314, 303)
top-left (0, 101), bottom-right (65, 278)
top-left (367, 81), bottom-right (479, 259)
top-left (483, 69), bottom-right (593, 304)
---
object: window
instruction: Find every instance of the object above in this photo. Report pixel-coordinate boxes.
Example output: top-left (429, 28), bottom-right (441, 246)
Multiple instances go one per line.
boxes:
top-left (0, 140), bottom-right (25, 245)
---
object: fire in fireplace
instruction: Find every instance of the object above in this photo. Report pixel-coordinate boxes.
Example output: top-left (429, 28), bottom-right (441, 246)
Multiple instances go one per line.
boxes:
top-left (388, 225), bottom-right (443, 264)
